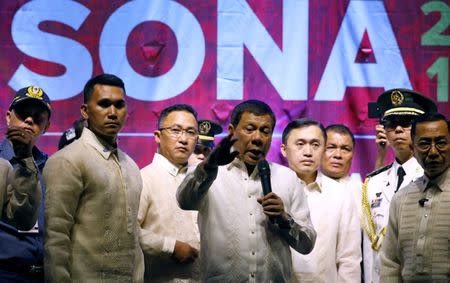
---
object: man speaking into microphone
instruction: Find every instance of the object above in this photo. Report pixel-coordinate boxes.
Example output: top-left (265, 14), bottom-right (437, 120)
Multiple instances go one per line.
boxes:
top-left (177, 100), bottom-right (316, 282)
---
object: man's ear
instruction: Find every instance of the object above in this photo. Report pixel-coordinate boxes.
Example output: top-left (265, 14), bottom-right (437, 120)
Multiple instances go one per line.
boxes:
top-left (154, 130), bottom-right (161, 144)
top-left (227, 123), bottom-right (235, 136)
top-left (5, 110), bottom-right (11, 126)
top-left (280, 143), bottom-right (287, 158)
top-left (80, 104), bottom-right (88, 120)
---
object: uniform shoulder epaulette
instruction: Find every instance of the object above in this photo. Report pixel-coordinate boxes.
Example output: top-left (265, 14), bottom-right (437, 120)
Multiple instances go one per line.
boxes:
top-left (365, 163), bottom-right (393, 178)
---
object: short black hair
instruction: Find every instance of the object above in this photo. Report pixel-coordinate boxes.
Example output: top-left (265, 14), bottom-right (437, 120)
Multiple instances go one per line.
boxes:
top-left (83, 74), bottom-right (125, 103)
top-left (325, 124), bottom-right (355, 147)
top-left (411, 112), bottom-right (449, 140)
top-left (158, 104), bottom-right (198, 128)
top-left (282, 118), bottom-right (326, 145)
top-left (230, 100), bottom-right (275, 128)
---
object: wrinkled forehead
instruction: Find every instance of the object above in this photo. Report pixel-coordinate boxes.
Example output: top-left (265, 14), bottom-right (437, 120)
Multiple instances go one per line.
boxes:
top-left (161, 110), bottom-right (197, 127)
top-left (415, 120), bottom-right (450, 139)
top-left (289, 125), bottom-right (325, 142)
top-left (238, 112), bottom-right (274, 128)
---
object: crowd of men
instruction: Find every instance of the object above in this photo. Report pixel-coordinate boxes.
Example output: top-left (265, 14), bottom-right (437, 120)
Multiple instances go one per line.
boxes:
top-left (0, 73), bottom-right (448, 283)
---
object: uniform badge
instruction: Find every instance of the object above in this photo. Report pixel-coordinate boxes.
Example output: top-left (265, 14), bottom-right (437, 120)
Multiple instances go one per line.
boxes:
top-left (390, 90), bottom-right (404, 106)
top-left (26, 86), bottom-right (44, 100)
top-left (199, 120), bottom-right (211, 135)
top-left (371, 198), bottom-right (382, 208)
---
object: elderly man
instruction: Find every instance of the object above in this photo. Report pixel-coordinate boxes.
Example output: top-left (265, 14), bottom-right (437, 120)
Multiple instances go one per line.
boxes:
top-left (0, 86), bottom-right (51, 282)
top-left (381, 112), bottom-right (450, 282)
top-left (362, 89), bottom-right (437, 283)
top-left (44, 74), bottom-right (144, 282)
top-left (281, 118), bottom-right (361, 282)
top-left (138, 104), bottom-right (201, 282)
top-left (177, 100), bottom-right (316, 282)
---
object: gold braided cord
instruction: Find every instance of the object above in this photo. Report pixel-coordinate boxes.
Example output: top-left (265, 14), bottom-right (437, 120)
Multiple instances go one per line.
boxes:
top-left (361, 177), bottom-right (385, 252)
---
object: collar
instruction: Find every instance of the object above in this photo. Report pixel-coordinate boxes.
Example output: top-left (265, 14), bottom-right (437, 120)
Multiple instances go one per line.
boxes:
top-left (152, 153), bottom-right (187, 177)
top-left (81, 128), bottom-right (118, 160)
top-left (227, 158), bottom-right (260, 179)
top-left (338, 175), bottom-right (351, 184)
top-left (0, 138), bottom-right (47, 167)
top-left (392, 156), bottom-right (420, 178)
top-left (421, 167), bottom-right (450, 193)
top-left (301, 171), bottom-right (323, 193)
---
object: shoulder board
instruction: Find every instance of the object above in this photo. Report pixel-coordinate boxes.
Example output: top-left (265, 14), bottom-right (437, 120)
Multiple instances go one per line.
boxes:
top-left (365, 163), bottom-right (393, 178)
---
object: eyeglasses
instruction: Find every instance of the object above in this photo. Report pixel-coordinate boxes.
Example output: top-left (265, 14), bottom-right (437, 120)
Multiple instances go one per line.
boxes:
top-left (11, 107), bottom-right (49, 126)
top-left (382, 119), bottom-right (412, 131)
top-left (416, 139), bottom-right (448, 152)
top-left (159, 126), bottom-right (198, 139)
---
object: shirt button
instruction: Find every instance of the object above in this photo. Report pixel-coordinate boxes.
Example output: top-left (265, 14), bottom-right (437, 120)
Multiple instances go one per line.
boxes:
top-left (252, 251), bottom-right (255, 255)
top-left (249, 212), bottom-right (253, 216)
top-left (424, 214), bottom-right (428, 218)
top-left (251, 231), bottom-right (255, 234)
top-left (251, 273), bottom-right (255, 278)
top-left (248, 195), bottom-right (251, 198)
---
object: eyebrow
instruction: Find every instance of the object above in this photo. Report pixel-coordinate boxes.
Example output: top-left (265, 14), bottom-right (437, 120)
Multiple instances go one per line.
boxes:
top-left (295, 138), bottom-right (322, 143)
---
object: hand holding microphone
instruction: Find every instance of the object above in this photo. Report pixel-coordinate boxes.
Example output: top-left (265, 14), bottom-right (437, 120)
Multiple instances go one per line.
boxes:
top-left (257, 160), bottom-right (290, 226)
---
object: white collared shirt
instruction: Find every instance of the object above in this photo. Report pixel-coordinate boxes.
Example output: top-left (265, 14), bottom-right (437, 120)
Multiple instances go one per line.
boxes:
top-left (177, 158), bottom-right (316, 283)
top-left (363, 157), bottom-right (423, 283)
top-left (138, 153), bottom-right (200, 282)
top-left (292, 172), bottom-right (361, 283)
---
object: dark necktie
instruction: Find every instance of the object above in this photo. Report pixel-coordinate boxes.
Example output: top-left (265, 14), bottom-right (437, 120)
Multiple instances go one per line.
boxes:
top-left (395, 166), bottom-right (406, 192)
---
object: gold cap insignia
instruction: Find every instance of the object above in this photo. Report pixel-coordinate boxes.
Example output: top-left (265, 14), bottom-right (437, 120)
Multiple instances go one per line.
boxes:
top-left (390, 90), bottom-right (404, 106)
top-left (26, 86), bottom-right (44, 100)
top-left (199, 121), bottom-right (211, 135)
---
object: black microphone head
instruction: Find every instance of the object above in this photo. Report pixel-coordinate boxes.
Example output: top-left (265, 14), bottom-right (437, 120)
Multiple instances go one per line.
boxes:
top-left (257, 159), bottom-right (270, 176)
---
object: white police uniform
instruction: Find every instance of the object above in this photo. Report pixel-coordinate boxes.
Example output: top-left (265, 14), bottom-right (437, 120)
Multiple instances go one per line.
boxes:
top-left (362, 157), bottom-right (423, 283)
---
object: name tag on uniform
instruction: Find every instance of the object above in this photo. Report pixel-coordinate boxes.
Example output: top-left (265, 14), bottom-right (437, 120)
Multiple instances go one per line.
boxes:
top-left (371, 198), bottom-right (382, 208)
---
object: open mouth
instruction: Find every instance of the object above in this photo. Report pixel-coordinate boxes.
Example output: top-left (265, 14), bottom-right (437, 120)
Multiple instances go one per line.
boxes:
top-left (248, 149), bottom-right (263, 159)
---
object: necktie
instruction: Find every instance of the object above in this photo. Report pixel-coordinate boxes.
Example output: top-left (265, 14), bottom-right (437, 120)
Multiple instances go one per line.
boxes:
top-left (395, 166), bottom-right (406, 192)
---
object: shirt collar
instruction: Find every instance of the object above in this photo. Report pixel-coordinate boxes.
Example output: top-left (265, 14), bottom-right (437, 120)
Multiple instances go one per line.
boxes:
top-left (422, 167), bottom-right (450, 193)
top-left (393, 156), bottom-right (420, 177)
top-left (227, 157), bottom-right (259, 179)
top-left (81, 128), bottom-right (118, 160)
top-left (301, 171), bottom-right (322, 193)
top-left (153, 153), bottom-right (187, 177)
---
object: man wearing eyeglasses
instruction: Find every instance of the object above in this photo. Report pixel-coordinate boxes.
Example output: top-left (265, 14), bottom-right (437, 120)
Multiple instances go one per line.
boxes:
top-left (362, 89), bottom-right (437, 283)
top-left (0, 86), bottom-right (51, 282)
top-left (380, 112), bottom-right (450, 282)
top-left (138, 104), bottom-right (200, 282)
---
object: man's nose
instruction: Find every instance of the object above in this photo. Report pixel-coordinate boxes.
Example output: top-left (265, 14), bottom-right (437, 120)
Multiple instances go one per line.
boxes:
top-left (23, 115), bottom-right (34, 126)
top-left (108, 106), bottom-right (118, 117)
top-left (333, 149), bottom-right (342, 159)
top-left (428, 143), bottom-right (439, 157)
top-left (394, 125), bottom-right (405, 133)
top-left (303, 144), bottom-right (313, 156)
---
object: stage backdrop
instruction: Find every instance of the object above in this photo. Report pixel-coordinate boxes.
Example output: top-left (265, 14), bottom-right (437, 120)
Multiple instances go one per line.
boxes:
top-left (0, 0), bottom-right (449, 181)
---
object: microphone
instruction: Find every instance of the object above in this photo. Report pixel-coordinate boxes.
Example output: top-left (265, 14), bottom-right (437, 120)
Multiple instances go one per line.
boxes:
top-left (418, 198), bottom-right (429, 207)
top-left (257, 160), bottom-right (272, 196)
